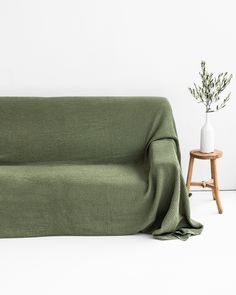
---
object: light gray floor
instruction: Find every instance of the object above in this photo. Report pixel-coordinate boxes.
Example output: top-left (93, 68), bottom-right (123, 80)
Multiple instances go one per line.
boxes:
top-left (0, 191), bottom-right (235, 295)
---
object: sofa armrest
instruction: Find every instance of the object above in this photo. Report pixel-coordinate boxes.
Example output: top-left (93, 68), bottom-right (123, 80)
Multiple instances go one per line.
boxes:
top-left (145, 139), bottom-right (203, 240)
top-left (148, 139), bottom-right (179, 169)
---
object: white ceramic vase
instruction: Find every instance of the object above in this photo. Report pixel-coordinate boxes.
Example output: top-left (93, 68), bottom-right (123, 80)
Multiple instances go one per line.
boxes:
top-left (200, 112), bottom-right (214, 153)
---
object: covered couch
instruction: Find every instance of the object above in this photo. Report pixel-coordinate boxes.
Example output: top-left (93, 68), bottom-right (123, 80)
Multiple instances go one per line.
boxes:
top-left (0, 96), bottom-right (203, 240)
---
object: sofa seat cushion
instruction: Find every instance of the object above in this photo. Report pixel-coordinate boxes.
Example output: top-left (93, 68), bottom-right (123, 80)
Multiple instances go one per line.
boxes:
top-left (0, 162), bottom-right (153, 237)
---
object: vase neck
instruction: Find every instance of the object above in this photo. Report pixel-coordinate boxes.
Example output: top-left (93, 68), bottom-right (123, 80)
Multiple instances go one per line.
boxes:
top-left (205, 112), bottom-right (210, 123)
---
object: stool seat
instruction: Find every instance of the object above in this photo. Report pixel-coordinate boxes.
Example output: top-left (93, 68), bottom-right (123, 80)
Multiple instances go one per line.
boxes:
top-left (190, 149), bottom-right (223, 160)
top-left (186, 149), bottom-right (223, 214)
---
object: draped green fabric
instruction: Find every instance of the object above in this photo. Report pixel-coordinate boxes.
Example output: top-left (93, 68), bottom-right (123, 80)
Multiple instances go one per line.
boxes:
top-left (0, 96), bottom-right (203, 240)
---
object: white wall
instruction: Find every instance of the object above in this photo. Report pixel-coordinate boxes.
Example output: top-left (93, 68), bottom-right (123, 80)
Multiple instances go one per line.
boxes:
top-left (0, 0), bottom-right (235, 189)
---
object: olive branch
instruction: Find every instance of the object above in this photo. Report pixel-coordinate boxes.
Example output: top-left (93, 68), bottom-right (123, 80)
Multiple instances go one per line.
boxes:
top-left (188, 61), bottom-right (233, 113)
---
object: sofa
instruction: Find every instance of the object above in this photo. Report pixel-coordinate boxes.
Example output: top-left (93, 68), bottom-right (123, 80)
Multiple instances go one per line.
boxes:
top-left (0, 96), bottom-right (203, 240)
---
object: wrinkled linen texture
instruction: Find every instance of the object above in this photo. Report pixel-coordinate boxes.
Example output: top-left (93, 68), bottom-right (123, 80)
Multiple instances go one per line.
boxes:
top-left (0, 96), bottom-right (203, 240)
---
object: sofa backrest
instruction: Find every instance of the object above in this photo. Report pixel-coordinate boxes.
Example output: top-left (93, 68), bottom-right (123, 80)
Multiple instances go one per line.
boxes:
top-left (0, 96), bottom-right (176, 163)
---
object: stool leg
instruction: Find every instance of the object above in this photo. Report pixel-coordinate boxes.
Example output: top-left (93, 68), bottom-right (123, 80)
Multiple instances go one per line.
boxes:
top-left (186, 156), bottom-right (194, 193)
top-left (211, 159), bottom-right (223, 214)
top-left (210, 160), bottom-right (216, 200)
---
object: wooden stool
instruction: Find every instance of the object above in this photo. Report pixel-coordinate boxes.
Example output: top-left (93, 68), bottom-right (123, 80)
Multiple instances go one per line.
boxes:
top-left (186, 149), bottom-right (223, 214)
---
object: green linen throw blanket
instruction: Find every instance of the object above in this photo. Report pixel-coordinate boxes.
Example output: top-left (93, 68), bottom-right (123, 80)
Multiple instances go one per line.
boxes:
top-left (0, 96), bottom-right (203, 240)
